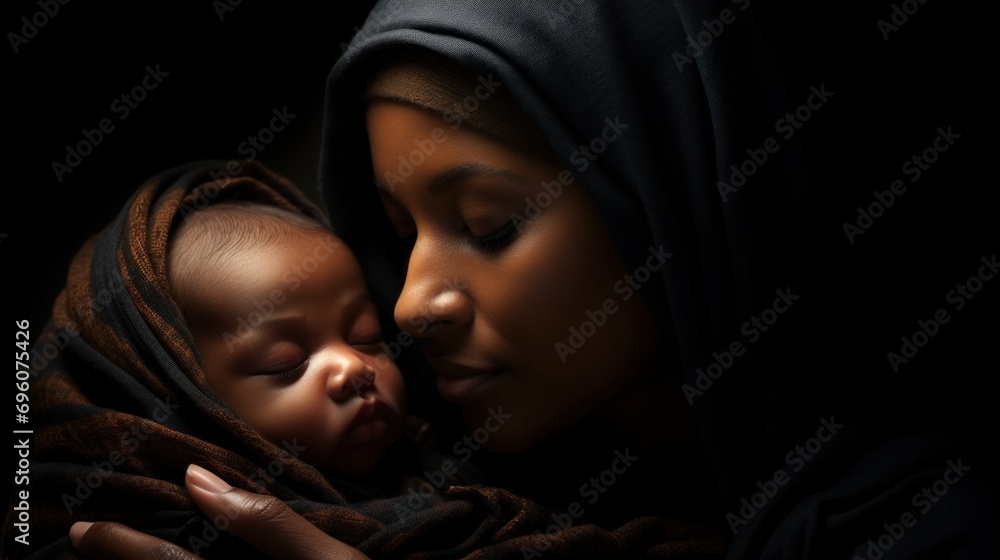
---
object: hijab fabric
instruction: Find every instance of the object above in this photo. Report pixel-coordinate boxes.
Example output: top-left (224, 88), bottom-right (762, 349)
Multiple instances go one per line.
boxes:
top-left (319, 1), bottom-right (998, 558)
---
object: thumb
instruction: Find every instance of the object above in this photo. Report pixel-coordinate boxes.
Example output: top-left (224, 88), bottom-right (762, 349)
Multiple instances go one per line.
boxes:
top-left (185, 464), bottom-right (369, 560)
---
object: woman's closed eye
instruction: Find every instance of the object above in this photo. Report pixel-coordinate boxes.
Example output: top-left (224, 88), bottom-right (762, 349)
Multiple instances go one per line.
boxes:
top-left (466, 219), bottom-right (518, 253)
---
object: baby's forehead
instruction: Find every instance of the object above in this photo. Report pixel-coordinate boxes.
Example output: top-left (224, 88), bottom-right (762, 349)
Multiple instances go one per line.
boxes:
top-left (172, 203), bottom-right (337, 252)
top-left (180, 201), bottom-right (328, 232)
top-left (168, 202), bottom-right (352, 294)
top-left (172, 215), bottom-right (363, 323)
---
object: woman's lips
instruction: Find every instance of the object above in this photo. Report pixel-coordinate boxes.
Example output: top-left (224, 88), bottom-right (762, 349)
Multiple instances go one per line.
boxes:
top-left (426, 356), bottom-right (505, 402)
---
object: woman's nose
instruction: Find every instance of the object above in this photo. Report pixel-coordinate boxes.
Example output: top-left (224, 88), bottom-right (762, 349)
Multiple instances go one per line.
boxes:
top-left (394, 237), bottom-right (473, 338)
top-left (324, 352), bottom-right (377, 402)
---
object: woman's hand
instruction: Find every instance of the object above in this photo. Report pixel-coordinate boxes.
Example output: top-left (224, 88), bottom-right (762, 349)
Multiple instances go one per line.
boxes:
top-left (69, 464), bottom-right (370, 560)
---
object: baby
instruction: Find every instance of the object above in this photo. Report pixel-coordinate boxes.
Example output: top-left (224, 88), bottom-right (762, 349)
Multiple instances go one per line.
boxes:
top-left (15, 161), bottom-right (513, 560)
top-left (166, 200), bottom-right (408, 477)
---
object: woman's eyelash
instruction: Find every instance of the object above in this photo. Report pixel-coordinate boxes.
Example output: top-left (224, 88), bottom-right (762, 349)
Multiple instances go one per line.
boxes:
top-left (468, 220), bottom-right (518, 253)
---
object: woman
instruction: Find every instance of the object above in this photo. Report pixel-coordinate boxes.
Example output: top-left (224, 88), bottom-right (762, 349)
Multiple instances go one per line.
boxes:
top-left (62, 0), bottom-right (1000, 558)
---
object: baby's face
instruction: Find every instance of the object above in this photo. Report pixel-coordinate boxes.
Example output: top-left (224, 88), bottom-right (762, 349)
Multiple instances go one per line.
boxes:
top-left (180, 226), bottom-right (407, 476)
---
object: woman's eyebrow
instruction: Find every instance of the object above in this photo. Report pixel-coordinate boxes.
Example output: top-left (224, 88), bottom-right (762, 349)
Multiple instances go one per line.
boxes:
top-left (427, 163), bottom-right (529, 195)
top-left (371, 163), bottom-right (529, 195)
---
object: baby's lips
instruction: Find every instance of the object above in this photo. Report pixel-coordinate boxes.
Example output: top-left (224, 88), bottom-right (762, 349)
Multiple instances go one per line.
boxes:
top-left (342, 418), bottom-right (388, 444)
top-left (341, 399), bottom-right (394, 444)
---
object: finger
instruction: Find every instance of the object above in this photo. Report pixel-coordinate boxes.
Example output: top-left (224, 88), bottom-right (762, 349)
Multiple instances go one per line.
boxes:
top-left (71, 521), bottom-right (203, 560)
top-left (185, 464), bottom-right (370, 560)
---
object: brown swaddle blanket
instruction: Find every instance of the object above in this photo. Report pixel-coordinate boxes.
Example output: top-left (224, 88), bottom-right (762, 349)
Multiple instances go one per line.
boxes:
top-left (4, 160), bottom-right (727, 559)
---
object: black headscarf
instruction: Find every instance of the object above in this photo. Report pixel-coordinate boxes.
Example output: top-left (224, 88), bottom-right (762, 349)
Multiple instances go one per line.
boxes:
top-left (320, 1), bottom-right (998, 558)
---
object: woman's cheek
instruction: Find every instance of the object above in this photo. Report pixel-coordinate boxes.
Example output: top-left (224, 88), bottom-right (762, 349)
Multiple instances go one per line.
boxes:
top-left (505, 200), bottom-right (624, 356)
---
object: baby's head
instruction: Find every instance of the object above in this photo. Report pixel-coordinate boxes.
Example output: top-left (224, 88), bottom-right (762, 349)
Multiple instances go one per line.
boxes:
top-left (167, 201), bottom-right (407, 476)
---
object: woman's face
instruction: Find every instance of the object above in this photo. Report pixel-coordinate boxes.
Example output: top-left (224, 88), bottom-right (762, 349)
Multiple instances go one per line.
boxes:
top-left (366, 100), bottom-right (660, 453)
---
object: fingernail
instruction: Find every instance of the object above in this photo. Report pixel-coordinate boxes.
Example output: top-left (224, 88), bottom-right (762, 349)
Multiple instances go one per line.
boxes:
top-left (69, 522), bottom-right (93, 547)
top-left (186, 464), bottom-right (232, 494)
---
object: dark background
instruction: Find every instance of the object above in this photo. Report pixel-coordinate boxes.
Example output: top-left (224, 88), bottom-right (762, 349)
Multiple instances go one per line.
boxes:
top-left (7, 1), bottom-right (378, 334)
top-left (4, 0), bottom-right (996, 555)
top-left (6, 2), bottom-right (994, 407)
top-left (4, 1), bottom-right (381, 552)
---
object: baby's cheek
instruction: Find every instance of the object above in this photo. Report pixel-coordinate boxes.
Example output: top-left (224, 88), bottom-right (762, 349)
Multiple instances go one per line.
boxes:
top-left (269, 415), bottom-right (329, 465)
top-left (238, 394), bottom-right (314, 448)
